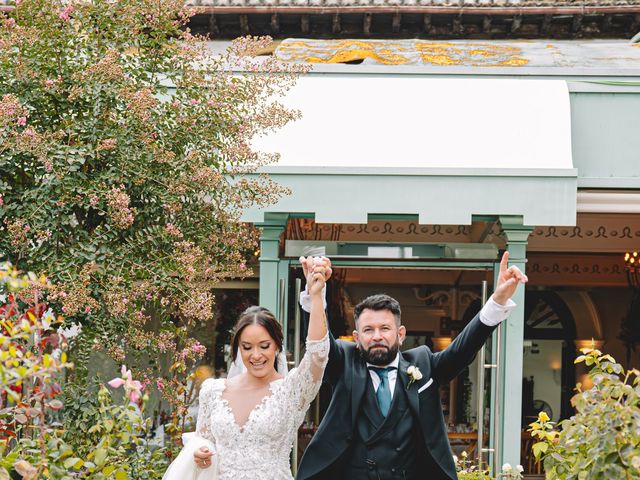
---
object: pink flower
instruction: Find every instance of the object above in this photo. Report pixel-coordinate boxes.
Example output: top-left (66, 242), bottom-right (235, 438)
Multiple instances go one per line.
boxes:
top-left (59, 5), bottom-right (74, 21)
top-left (239, 263), bottom-right (246, 270)
top-left (108, 377), bottom-right (125, 389)
top-left (108, 365), bottom-right (144, 403)
top-left (171, 100), bottom-right (180, 108)
top-left (17, 116), bottom-right (26, 126)
top-left (156, 379), bottom-right (165, 390)
top-left (0, 195), bottom-right (3, 207)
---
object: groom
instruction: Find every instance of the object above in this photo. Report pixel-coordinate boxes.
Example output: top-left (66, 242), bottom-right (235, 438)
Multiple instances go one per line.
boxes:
top-left (297, 252), bottom-right (526, 480)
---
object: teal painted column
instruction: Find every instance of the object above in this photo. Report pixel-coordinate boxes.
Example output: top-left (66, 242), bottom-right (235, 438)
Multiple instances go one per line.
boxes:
top-left (256, 214), bottom-right (288, 316)
top-left (278, 259), bottom-right (291, 351)
top-left (495, 216), bottom-right (533, 472)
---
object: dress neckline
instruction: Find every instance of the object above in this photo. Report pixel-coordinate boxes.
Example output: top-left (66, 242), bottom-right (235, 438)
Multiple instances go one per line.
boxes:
top-left (219, 378), bottom-right (284, 432)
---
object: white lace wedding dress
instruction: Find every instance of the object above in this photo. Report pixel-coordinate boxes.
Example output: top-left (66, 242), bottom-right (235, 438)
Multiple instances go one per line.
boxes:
top-left (162, 334), bottom-right (329, 480)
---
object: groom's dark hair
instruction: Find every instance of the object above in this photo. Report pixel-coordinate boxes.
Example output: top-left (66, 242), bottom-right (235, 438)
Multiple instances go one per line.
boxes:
top-left (353, 294), bottom-right (402, 327)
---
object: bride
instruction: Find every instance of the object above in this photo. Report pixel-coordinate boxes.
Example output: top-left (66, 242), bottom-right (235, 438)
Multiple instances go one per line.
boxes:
top-left (162, 256), bottom-right (330, 480)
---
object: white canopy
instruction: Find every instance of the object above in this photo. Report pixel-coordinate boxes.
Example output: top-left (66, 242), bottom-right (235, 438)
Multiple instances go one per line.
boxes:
top-left (244, 75), bottom-right (577, 226)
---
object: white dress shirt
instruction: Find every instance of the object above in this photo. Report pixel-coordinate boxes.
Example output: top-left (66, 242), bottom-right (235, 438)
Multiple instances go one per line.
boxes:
top-left (367, 354), bottom-right (400, 399)
top-left (299, 288), bottom-right (516, 401)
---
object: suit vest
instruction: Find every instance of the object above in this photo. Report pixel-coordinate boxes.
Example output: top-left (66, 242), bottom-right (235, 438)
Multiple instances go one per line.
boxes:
top-left (343, 373), bottom-right (423, 480)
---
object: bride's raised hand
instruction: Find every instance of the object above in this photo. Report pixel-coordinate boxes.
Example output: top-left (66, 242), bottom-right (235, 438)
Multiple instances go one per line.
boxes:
top-left (308, 258), bottom-right (327, 296)
top-left (300, 256), bottom-right (332, 286)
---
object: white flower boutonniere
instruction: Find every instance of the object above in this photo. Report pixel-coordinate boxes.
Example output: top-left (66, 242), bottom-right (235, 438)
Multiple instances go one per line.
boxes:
top-left (406, 365), bottom-right (423, 389)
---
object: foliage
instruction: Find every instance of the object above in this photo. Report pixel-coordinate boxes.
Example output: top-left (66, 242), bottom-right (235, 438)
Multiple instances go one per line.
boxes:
top-left (454, 451), bottom-right (523, 480)
top-left (529, 343), bottom-right (640, 479)
top-left (0, 0), bottom-right (306, 435)
top-left (1, 261), bottom-right (174, 478)
top-left (0, 260), bottom-right (72, 478)
top-left (455, 451), bottom-right (492, 480)
top-left (619, 291), bottom-right (640, 367)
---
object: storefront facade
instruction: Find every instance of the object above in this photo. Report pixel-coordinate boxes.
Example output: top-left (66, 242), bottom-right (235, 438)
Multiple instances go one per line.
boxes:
top-left (234, 45), bottom-right (640, 472)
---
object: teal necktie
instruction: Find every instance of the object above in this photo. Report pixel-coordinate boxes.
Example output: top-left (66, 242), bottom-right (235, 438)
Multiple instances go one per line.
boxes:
top-left (369, 367), bottom-right (393, 417)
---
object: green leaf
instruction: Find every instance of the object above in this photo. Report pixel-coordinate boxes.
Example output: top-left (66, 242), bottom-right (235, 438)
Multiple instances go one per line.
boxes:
top-left (102, 465), bottom-right (116, 475)
top-left (94, 447), bottom-right (107, 467)
top-left (532, 441), bottom-right (549, 459)
top-left (104, 419), bottom-right (114, 432)
top-left (63, 457), bottom-right (84, 469)
top-left (115, 469), bottom-right (128, 480)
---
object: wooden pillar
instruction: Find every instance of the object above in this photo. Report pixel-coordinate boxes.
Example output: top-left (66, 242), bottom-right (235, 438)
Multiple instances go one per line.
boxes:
top-left (491, 216), bottom-right (533, 472)
top-left (256, 214), bottom-right (288, 317)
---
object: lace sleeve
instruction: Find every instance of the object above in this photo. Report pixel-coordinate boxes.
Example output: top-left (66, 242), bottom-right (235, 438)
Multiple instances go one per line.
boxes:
top-left (195, 378), bottom-right (217, 442)
top-left (285, 333), bottom-right (329, 417)
top-left (302, 333), bottom-right (330, 384)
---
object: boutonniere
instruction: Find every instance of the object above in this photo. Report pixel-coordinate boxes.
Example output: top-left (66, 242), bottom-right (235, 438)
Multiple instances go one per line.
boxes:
top-left (406, 365), bottom-right (423, 389)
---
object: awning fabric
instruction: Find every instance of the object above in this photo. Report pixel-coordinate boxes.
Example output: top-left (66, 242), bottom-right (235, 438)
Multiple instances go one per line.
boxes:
top-left (243, 76), bottom-right (577, 226)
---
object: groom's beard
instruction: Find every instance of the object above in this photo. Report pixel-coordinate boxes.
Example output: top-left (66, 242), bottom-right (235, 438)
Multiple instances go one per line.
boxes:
top-left (358, 339), bottom-right (400, 366)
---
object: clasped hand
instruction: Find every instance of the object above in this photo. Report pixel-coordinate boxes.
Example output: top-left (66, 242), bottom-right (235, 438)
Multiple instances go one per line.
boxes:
top-left (299, 256), bottom-right (332, 295)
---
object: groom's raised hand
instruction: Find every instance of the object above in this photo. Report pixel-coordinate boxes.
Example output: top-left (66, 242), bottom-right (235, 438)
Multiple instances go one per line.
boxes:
top-left (493, 251), bottom-right (528, 305)
top-left (308, 259), bottom-right (328, 296)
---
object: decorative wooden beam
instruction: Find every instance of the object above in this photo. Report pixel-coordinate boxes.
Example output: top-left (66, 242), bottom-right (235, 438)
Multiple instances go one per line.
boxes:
top-left (363, 12), bottom-right (372, 35)
top-left (453, 15), bottom-right (463, 35)
top-left (209, 14), bottom-right (220, 36)
top-left (631, 13), bottom-right (640, 34)
top-left (541, 13), bottom-right (553, 34)
top-left (193, 6), bottom-right (640, 16)
top-left (240, 14), bottom-right (250, 35)
top-left (332, 13), bottom-right (341, 34)
top-left (483, 15), bottom-right (492, 33)
top-left (571, 14), bottom-right (584, 35)
top-left (423, 13), bottom-right (433, 34)
top-left (270, 13), bottom-right (280, 35)
top-left (301, 14), bottom-right (310, 34)
top-left (392, 12), bottom-right (402, 33)
top-left (511, 15), bottom-right (522, 33)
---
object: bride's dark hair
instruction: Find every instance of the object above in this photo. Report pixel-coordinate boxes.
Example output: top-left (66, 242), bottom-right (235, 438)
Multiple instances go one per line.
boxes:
top-left (230, 306), bottom-right (284, 367)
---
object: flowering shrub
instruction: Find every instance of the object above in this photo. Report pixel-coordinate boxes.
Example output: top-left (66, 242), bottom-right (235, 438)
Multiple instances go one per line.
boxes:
top-left (0, 261), bottom-right (174, 478)
top-left (455, 451), bottom-right (492, 480)
top-left (0, 261), bottom-right (72, 478)
top-left (529, 344), bottom-right (640, 479)
top-left (0, 0), bottom-right (307, 436)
